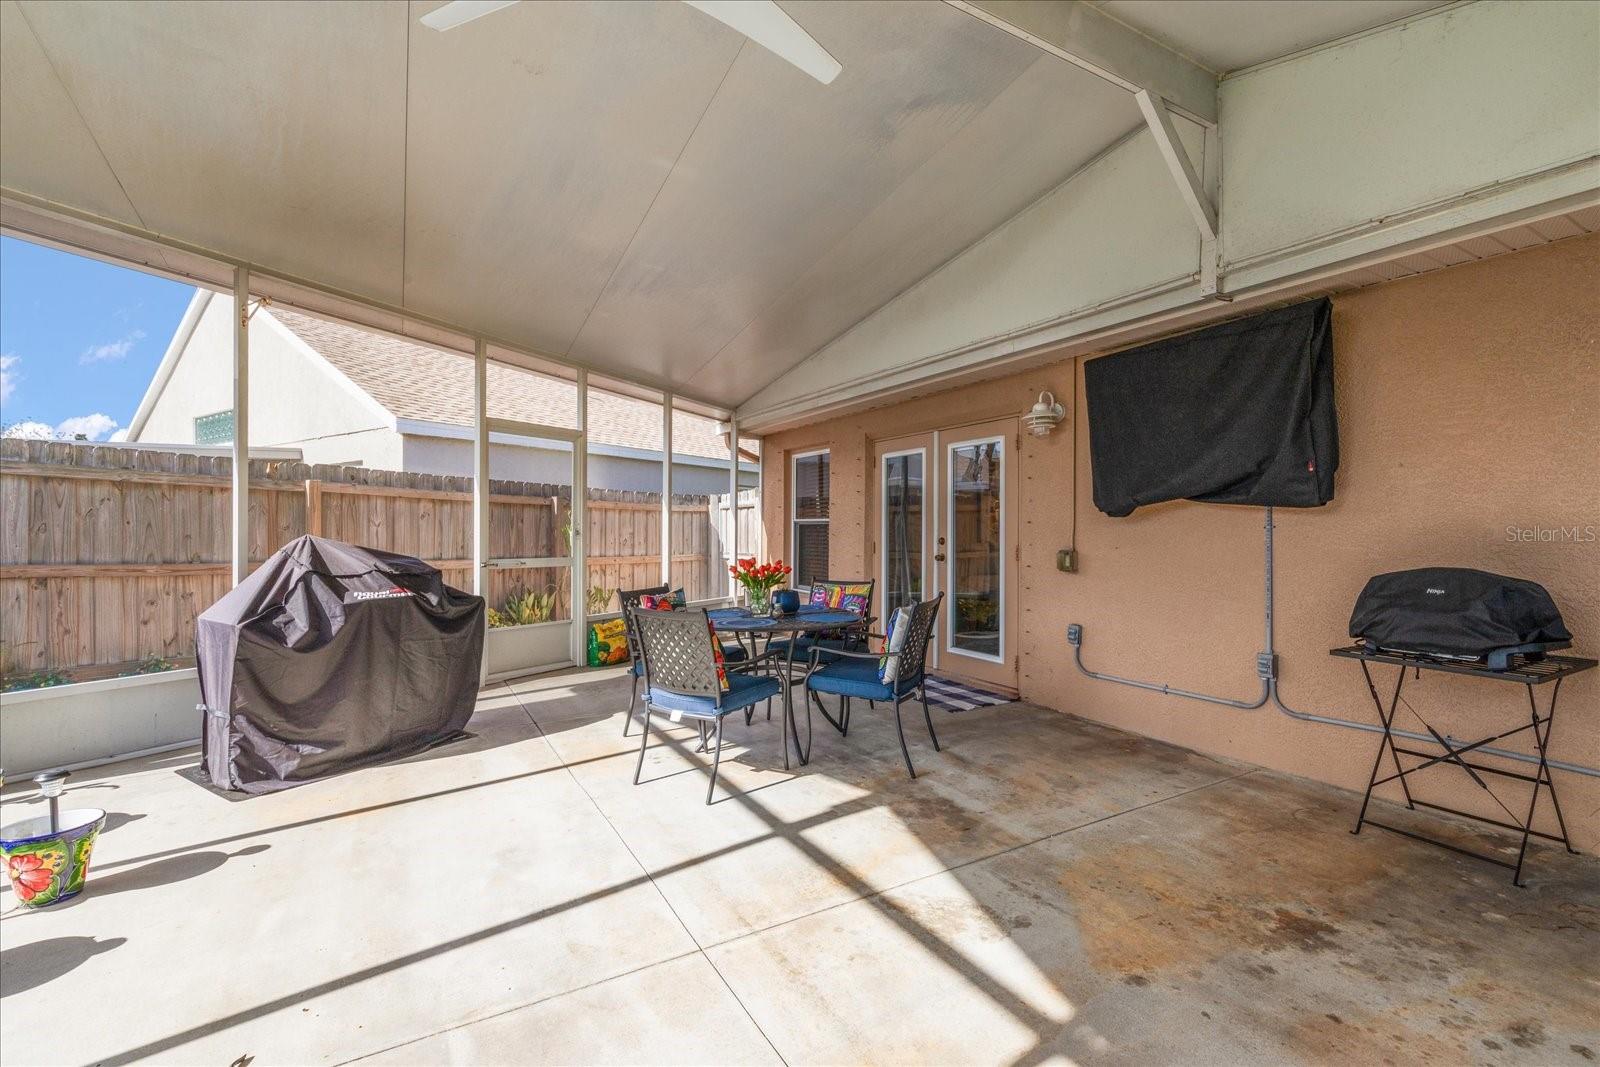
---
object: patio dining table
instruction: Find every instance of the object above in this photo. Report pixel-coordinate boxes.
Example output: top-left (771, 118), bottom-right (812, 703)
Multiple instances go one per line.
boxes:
top-left (707, 605), bottom-right (869, 770)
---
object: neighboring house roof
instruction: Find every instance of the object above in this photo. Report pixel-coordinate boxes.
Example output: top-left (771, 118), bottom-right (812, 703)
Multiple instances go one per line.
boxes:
top-left (269, 306), bottom-right (734, 462)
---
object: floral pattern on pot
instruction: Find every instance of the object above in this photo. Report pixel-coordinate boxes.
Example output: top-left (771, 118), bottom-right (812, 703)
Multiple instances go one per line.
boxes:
top-left (6, 844), bottom-right (68, 907)
top-left (0, 809), bottom-right (106, 909)
top-left (67, 832), bottom-right (98, 896)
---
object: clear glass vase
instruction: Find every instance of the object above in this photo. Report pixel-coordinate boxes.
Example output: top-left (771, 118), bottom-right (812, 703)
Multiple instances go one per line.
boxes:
top-left (745, 586), bottom-right (771, 615)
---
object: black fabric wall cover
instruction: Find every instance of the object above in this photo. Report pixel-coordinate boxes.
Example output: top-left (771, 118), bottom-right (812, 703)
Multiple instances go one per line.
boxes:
top-left (1085, 297), bottom-right (1338, 517)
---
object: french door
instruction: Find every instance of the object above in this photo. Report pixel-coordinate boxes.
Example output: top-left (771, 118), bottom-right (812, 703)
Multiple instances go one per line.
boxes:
top-left (873, 418), bottom-right (1017, 691)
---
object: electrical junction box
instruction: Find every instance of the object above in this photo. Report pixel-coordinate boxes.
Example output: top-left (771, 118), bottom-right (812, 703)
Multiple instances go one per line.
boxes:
top-left (1057, 548), bottom-right (1076, 573)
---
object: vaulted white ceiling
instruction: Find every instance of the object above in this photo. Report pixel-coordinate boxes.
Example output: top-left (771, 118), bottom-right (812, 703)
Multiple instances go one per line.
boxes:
top-left (0, 0), bottom-right (1454, 409)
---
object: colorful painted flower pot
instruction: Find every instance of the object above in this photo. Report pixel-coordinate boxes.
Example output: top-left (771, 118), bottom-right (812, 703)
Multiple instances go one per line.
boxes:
top-left (1, 808), bottom-right (106, 909)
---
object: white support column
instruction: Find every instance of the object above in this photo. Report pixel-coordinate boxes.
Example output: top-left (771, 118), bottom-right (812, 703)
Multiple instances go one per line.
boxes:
top-left (473, 338), bottom-right (489, 684)
top-left (727, 416), bottom-right (740, 597)
top-left (572, 370), bottom-right (588, 665)
top-left (230, 267), bottom-right (250, 586)
top-left (661, 394), bottom-right (673, 586)
top-left (472, 339), bottom-right (490, 596)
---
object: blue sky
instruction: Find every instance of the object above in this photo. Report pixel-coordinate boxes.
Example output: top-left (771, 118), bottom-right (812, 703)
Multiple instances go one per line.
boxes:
top-left (0, 235), bottom-right (197, 441)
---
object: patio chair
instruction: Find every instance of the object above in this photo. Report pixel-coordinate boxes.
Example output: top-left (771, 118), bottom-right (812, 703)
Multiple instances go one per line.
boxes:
top-left (620, 583), bottom-right (746, 736)
top-left (632, 607), bottom-right (782, 804)
top-left (618, 584), bottom-right (668, 737)
top-left (768, 577), bottom-right (875, 663)
top-left (803, 593), bottom-right (944, 779)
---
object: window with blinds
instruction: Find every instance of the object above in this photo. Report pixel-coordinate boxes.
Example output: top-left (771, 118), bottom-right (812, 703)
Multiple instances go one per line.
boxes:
top-left (791, 449), bottom-right (829, 588)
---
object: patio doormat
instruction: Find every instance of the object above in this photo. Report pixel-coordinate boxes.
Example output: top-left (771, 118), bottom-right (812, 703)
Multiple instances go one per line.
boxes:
top-left (923, 676), bottom-right (1015, 713)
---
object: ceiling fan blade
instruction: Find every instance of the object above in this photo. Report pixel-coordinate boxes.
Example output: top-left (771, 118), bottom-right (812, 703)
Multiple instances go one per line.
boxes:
top-left (419, 0), bottom-right (521, 32)
top-left (682, 0), bottom-right (842, 85)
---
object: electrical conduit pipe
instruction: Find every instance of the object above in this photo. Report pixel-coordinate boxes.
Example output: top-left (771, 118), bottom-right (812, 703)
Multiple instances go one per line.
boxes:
top-left (1068, 508), bottom-right (1599, 780)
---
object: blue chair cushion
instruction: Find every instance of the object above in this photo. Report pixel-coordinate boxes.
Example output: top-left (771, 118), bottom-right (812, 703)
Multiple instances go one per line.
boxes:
top-left (806, 659), bottom-right (922, 701)
top-left (649, 671), bottom-right (781, 719)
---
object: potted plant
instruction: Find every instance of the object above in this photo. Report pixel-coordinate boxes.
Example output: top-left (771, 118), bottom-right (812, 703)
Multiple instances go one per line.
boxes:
top-left (729, 558), bottom-right (791, 615)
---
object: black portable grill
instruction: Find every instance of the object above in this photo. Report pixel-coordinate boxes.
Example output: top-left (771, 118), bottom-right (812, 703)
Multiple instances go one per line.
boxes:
top-left (1348, 567), bottom-right (1571, 670)
top-left (1338, 566), bottom-right (1591, 886)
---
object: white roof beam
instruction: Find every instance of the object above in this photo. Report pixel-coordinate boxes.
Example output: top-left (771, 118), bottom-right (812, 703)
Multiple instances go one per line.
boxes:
top-left (1135, 88), bottom-right (1218, 242)
top-left (945, 0), bottom-right (1218, 127)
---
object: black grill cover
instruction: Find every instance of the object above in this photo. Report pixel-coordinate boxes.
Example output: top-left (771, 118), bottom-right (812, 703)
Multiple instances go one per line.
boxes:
top-left (196, 536), bottom-right (485, 794)
top-left (1348, 567), bottom-right (1571, 664)
top-left (1085, 298), bottom-right (1338, 517)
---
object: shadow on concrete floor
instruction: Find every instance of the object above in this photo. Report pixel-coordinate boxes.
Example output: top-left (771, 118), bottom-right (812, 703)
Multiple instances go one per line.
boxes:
top-left (1, 936), bottom-right (126, 999)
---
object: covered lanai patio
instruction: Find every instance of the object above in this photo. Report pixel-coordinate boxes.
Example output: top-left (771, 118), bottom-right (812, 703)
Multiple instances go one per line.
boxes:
top-left (2, 1), bottom-right (1598, 1064)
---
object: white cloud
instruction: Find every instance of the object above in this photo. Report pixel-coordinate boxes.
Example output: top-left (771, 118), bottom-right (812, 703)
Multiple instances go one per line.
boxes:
top-left (109, 428), bottom-right (129, 442)
top-left (54, 413), bottom-right (120, 441)
top-left (3, 414), bottom-right (123, 441)
top-left (79, 329), bottom-right (146, 364)
top-left (2, 420), bottom-right (54, 440)
top-left (0, 353), bottom-right (17, 403)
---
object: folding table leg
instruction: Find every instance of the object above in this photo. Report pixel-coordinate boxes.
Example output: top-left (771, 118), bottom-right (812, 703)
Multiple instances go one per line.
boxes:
top-left (1352, 663), bottom-right (1409, 833)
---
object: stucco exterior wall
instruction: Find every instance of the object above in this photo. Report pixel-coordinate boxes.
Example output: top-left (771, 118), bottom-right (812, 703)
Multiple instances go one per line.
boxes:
top-left (761, 233), bottom-right (1600, 851)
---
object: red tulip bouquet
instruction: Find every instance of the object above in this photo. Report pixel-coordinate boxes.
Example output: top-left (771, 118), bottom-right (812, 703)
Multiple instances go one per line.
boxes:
top-left (729, 557), bottom-right (791, 615)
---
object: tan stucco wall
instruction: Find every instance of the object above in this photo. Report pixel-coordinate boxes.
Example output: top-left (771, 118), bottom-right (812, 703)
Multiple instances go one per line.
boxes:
top-left (762, 233), bottom-right (1600, 851)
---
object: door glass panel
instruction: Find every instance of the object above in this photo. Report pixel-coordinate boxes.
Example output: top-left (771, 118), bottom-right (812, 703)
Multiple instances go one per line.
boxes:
top-left (882, 452), bottom-right (923, 617)
top-left (487, 435), bottom-right (574, 628)
top-left (949, 439), bottom-right (1002, 659)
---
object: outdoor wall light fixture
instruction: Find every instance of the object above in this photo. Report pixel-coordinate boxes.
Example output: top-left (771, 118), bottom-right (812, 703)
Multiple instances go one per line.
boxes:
top-left (1022, 392), bottom-right (1065, 437)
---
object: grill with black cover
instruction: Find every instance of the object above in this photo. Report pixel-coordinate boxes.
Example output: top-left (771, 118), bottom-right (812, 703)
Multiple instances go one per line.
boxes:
top-left (196, 535), bottom-right (485, 793)
top-left (1348, 567), bottom-right (1571, 670)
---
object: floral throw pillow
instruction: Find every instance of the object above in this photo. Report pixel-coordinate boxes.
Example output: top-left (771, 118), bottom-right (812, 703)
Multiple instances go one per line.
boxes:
top-left (704, 617), bottom-right (730, 692)
top-left (878, 606), bottom-right (914, 684)
top-left (639, 588), bottom-right (687, 612)
top-left (835, 585), bottom-right (872, 616)
top-left (810, 581), bottom-right (872, 616)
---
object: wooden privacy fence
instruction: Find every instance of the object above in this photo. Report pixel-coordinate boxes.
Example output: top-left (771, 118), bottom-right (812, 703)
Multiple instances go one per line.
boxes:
top-left (0, 440), bottom-right (761, 679)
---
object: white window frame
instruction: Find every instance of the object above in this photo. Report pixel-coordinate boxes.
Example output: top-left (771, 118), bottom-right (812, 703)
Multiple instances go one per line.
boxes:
top-left (790, 448), bottom-right (830, 590)
top-left (944, 434), bottom-right (1006, 666)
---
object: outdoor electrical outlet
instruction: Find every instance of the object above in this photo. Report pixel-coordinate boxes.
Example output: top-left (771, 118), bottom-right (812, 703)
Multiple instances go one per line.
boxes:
top-left (1057, 548), bottom-right (1076, 573)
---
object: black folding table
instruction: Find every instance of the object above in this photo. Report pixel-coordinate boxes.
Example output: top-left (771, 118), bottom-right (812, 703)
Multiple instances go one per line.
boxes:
top-left (1330, 643), bottom-right (1594, 886)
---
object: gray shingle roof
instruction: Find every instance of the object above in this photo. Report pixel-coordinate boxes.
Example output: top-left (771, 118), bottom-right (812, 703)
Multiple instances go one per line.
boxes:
top-left (271, 307), bottom-right (732, 461)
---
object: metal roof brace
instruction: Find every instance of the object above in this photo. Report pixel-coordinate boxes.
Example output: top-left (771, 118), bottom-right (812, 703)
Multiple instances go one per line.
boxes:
top-left (1068, 507), bottom-right (1600, 780)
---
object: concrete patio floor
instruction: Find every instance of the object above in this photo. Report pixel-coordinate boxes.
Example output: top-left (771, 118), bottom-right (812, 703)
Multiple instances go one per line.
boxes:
top-left (2, 667), bottom-right (1596, 1066)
